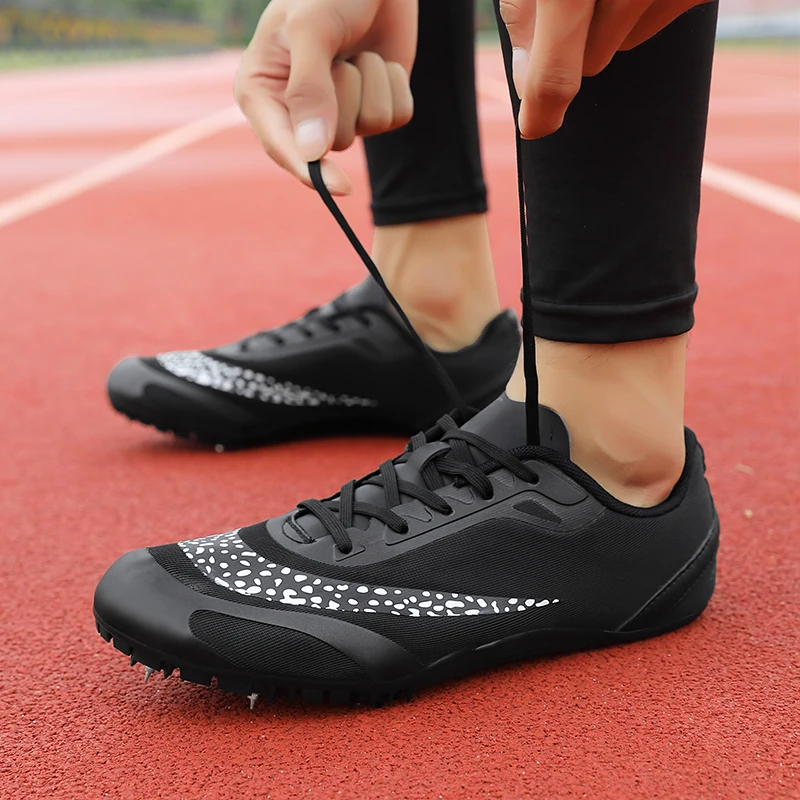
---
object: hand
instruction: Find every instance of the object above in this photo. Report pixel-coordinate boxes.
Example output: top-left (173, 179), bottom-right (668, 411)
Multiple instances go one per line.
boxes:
top-left (499, 0), bottom-right (714, 139)
top-left (235, 0), bottom-right (417, 195)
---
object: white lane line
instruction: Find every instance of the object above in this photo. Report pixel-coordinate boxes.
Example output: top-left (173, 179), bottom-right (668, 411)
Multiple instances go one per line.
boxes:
top-left (701, 161), bottom-right (800, 223)
top-left (2, 76), bottom-right (798, 229)
top-left (477, 74), bottom-right (800, 224)
top-left (0, 105), bottom-right (243, 230)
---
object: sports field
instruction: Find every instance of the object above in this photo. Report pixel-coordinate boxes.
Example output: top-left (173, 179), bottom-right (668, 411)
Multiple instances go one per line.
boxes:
top-left (0, 46), bottom-right (798, 799)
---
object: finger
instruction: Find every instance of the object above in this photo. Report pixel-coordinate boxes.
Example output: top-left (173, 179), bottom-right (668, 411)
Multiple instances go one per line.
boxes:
top-left (621, 0), bottom-right (713, 50)
top-left (352, 52), bottom-right (393, 137)
top-left (386, 62), bottom-right (414, 130)
top-left (355, 1), bottom-right (418, 71)
top-left (520, 0), bottom-right (597, 139)
top-left (498, 0), bottom-right (537, 97)
top-left (243, 92), bottom-right (353, 195)
top-left (583, 0), bottom-right (650, 76)
top-left (331, 60), bottom-right (362, 151)
top-left (283, 8), bottom-right (343, 162)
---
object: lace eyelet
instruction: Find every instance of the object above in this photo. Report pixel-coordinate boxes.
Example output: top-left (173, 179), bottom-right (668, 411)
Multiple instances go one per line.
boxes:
top-left (333, 542), bottom-right (365, 561)
top-left (482, 490), bottom-right (495, 502)
top-left (441, 505), bottom-right (455, 517)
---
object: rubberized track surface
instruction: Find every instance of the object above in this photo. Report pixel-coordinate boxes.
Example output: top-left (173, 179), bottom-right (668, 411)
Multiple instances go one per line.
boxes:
top-left (1, 49), bottom-right (798, 799)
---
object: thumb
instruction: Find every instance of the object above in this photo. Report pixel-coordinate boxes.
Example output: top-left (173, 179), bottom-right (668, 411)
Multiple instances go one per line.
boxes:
top-left (283, 14), bottom-right (342, 162)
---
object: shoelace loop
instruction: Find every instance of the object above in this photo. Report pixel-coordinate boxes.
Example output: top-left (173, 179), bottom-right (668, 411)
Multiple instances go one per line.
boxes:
top-left (296, 414), bottom-right (539, 555)
top-left (302, 136), bottom-right (543, 553)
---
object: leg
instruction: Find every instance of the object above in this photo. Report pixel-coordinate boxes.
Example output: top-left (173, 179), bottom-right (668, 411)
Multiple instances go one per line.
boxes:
top-left (499, 3), bottom-right (719, 506)
top-left (364, 0), bottom-right (500, 351)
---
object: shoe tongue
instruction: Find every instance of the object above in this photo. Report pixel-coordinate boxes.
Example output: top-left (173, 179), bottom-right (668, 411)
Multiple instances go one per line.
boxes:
top-left (461, 394), bottom-right (571, 457)
top-left (338, 277), bottom-right (387, 310)
top-left (461, 393), bottom-right (528, 450)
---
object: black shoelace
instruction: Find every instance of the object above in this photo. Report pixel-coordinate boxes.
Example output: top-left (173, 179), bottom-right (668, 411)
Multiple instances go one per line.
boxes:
top-left (296, 413), bottom-right (538, 554)
top-left (240, 293), bottom-right (370, 349)
top-left (299, 132), bottom-right (539, 551)
top-left (307, 122), bottom-right (538, 441)
top-left (309, 162), bottom-right (464, 412)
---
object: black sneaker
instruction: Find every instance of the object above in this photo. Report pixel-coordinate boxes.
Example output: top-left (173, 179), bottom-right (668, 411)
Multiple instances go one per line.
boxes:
top-left (107, 278), bottom-right (520, 447)
top-left (94, 394), bottom-right (719, 706)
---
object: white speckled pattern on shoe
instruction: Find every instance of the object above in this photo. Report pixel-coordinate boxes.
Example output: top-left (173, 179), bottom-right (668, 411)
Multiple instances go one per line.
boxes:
top-left (157, 351), bottom-right (377, 408)
top-left (179, 530), bottom-right (559, 618)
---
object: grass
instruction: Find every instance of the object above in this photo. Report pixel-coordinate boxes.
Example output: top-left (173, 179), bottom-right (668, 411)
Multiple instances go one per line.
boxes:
top-left (0, 46), bottom-right (212, 71)
top-left (717, 37), bottom-right (799, 49)
top-left (0, 35), bottom-right (796, 72)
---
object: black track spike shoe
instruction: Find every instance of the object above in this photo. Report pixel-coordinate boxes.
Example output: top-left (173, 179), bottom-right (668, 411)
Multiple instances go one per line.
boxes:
top-left (107, 278), bottom-right (520, 448)
top-left (94, 394), bottom-right (719, 706)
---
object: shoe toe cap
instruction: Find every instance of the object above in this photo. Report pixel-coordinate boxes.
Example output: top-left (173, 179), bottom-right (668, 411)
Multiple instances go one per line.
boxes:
top-left (94, 545), bottom-right (421, 685)
top-left (94, 547), bottom-right (236, 674)
top-left (107, 356), bottom-right (156, 402)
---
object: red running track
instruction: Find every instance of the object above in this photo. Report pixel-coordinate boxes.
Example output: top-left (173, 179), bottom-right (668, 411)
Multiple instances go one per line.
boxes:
top-left (0, 48), bottom-right (798, 800)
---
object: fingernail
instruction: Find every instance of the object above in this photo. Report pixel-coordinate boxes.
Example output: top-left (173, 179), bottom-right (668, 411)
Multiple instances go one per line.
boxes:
top-left (300, 162), bottom-right (353, 196)
top-left (295, 118), bottom-right (328, 162)
top-left (321, 164), bottom-right (353, 196)
top-left (512, 48), bottom-right (528, 98)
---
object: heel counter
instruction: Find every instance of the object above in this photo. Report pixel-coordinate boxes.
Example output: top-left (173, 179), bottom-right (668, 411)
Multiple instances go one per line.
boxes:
top-left (622, 515), bottom-right (719, 633)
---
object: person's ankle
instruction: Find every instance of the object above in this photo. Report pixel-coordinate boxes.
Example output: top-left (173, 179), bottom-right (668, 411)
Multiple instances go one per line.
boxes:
top-left (570, 433), bottom-right (685, 507)
top-left (506, 336), bottom-right (688, 508)
top-left (372, 214), bottom-right (501, 351)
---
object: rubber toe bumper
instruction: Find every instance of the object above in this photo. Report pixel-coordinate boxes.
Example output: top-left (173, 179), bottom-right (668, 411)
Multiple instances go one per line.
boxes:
top-left (94, 548), bottom-right (238, 674)
top-left (107, 356), bottom-right (265, 441)
top-left (94, 548), bottom-right (422, 686)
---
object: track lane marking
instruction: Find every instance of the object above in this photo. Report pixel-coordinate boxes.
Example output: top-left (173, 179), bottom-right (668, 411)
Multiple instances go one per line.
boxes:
top-left (0, 72), bottom-right (797, 229)
top-left (700, 162), bottom-right (800, 223)
top-left (0, 105), bottom-right (243, 230)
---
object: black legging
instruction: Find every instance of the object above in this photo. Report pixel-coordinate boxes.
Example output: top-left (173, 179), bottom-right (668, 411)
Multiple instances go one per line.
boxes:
top-left (363, 0), bottom-right (718, 345)
top-left (364, 0), bottom-right (487, 226)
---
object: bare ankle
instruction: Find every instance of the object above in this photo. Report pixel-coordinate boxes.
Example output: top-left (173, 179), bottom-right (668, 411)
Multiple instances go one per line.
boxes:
top-left (575, 438), bottom-right (685, 507)
top-left (507, 336), bottom-right (688, 508)
top-left (372, 215), bottom-right (500, 351)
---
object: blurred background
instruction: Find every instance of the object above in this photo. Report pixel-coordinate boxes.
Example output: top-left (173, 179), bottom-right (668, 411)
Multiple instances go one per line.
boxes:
top-left (1, 1), bottom-right (798, 799)
top-left (0, 0), bottom-right (798, 66)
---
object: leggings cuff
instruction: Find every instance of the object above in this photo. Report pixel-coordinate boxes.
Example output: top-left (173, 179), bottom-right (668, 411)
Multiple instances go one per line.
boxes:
top-left (372, 190), bottom-right (488, 227)
top-left (530, 285), bottom-right (698, 344)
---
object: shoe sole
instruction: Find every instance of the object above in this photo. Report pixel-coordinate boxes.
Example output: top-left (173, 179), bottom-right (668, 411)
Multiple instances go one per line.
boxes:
top-left (95, 602), bottom-right (710, 708)
top-left (108, 358), bottom-right (416, 449)
top-left (109, 388), bottom-right (415, 450)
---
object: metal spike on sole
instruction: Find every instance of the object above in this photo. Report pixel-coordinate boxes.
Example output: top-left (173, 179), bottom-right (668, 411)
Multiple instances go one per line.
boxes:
top-left (144, 666), bottom-right (155, 683)
top-left (247, 693), bottom-right (259, 710)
